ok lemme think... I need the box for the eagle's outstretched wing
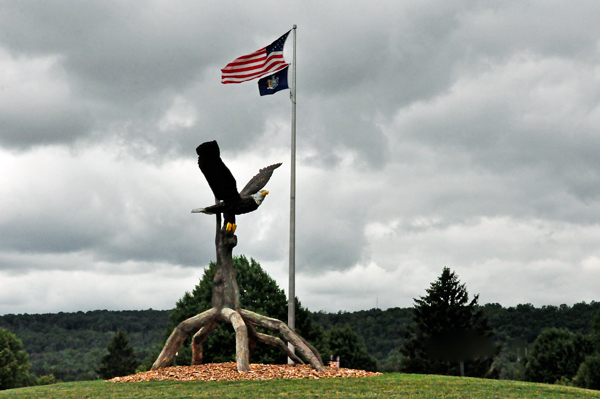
[240,163,282,196]
[196,141,241,203]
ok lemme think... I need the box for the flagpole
[287,24,297,363]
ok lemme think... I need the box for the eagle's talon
[226,222,237,232]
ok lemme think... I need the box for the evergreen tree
[0,328,33,390]
[97,331,139,379]
[325,326,378,371]
[400,267,497,377]
[524,328,594,384]
[165,255,325,365]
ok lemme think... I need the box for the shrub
[574,353,600,390]
[524,328,594,384]
[0,328,33,390]
[325,326,378,372]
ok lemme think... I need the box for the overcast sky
[2,1,600,316]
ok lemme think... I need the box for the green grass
[1,374,599,399]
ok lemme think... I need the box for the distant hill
[0,309,170,381]
[480,302,600,343]
[1,301,598,381]
[313,307,414,361]
[313,302,600,371]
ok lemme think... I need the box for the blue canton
[266,31,290,55]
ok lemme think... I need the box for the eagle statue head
[251,190,269,207]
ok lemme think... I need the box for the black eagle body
[193,141,281,231]
[201,196,261,216]
[196,141,241,203]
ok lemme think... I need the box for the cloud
[0,263,200,315]
[0,48,93,148]
[2,1,600,315]
[0,145,214,265]
[159,96,198,132]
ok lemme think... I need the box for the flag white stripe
[221,53,287,83]
[222,63,288,83]
[222,51,284,73]
[224,56,285,76]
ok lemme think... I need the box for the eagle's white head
[251,190,269,206]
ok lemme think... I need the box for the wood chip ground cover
[109,363,381,383]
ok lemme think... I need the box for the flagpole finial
[293,24,297,29]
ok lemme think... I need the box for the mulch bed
[108,363,382,383]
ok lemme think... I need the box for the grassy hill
[1,373,599,399]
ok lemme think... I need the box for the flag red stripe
[222,53,284,74]
[221,63,289,84]
[222,55,285,76]
[222,61,287,82]
[221,46,287,84]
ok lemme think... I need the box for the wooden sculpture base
[152,216,323,372]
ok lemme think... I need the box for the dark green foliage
[3,298,600,382]
[0,328,33,390]
[313,307,413,364]
[400,267,497,377]
[0,310,169,381]
[487,337,529,381]
[481,302,600,344]
[379,348,405,373]
[165,255,325,365]
[479,301,600,382]
[574,352,600,390]
[97,332,139,379]
[524,328,594,384]
[592,309,600,352]
[324,326,378,371]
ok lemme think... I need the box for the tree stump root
[153,307,325,372]
[153,206,326,373]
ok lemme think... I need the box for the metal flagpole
[287,24,297,363]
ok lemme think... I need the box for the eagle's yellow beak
[262,191,269,196]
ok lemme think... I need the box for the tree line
[0,309,168,382]
[1,256,599,390]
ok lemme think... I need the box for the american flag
[221,30,290,84]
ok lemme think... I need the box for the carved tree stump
[153,213,324,372]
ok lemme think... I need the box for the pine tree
[97,331,139,379]
[400,267,497,377]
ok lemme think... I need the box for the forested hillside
[315,302,600,364]
[1,301,599,381]
[481,302,600,343]
[0,309,169,381]
[313,307,413,362]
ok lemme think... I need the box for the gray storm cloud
[1,1,600,314]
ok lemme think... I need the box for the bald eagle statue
[192,140,281,232]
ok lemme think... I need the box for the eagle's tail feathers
[191,207,214,214]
